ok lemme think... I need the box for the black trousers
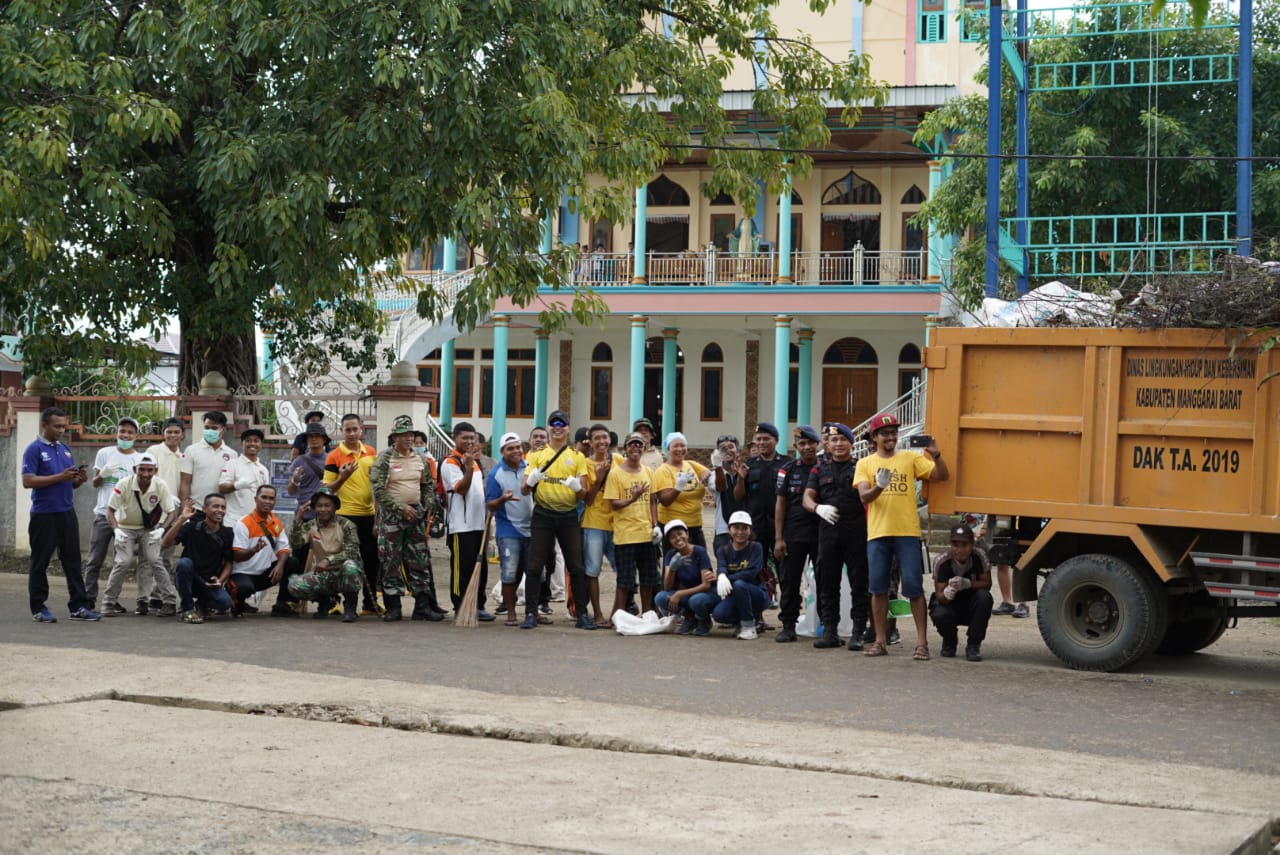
[342,514,380,606]
[816,522,869,634]
[229,556,302,608]
[930,589,994,644]
[28,511,91,614]
[529,507,586,618]
[448,529,486,611]
[777,539,817,627]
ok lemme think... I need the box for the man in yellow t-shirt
[522,410,593,629]
[653,432,711,548]
[323,413,380,614]
[580,423,624,627]
[604,432,660,618]
[854,413,950,660]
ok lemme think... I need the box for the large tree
[915,0,1279,304]
[0,0,878,390]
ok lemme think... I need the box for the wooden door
[821,367,877,428]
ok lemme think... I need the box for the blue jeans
[868,536,925,598]
[582,527,614,579]
[713,579,769,625]
[175,557,233,613]
[496,536,531,585]
[655,589,692,617]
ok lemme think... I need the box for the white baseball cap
[135,453,157,467]
[728,511,753,527]
[499,432,523,450]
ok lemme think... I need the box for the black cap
[304,423,329,439]
[755,422,779,440]
[950,524,975,543]
[794,425,819,442]
[548,410,570,427]
[240,428,264,442]
[574,426,589,443]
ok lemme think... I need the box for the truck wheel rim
[1062,583,1121,648]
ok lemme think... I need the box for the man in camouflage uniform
[287,487,362,622]
[371,415,441,622]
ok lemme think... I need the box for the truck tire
[1156,592,1229,656]
[1037,553,1168,672]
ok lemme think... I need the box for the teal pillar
[442,236,457,273]
[540,211,554,255]
[797,328,814,427]
[777,178,793,283]
[440,339,456,428]
[491,315,510,440]
[533,329,549,427]
[927,160,942,281]
[629,315,647,425]
[661,328,678,441]
[772,315,791,454]
[632,187,647,283]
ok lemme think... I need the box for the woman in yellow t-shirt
[653,432,711,548]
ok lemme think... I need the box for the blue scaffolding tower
[982,0,1254,296]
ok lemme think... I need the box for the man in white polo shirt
[84,416,143,613]
[180,411,238,507]
[219,428,271,521]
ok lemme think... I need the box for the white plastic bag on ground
[612,609,677,636]
[794,564,854,638]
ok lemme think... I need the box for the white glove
[815,504,840,525]
[563,475,582,493]
[709,449,724,468]
[525,467,543,486]
[675,470,693,490]
[875,468,892,489]
[716,575,733,598]
[941,586,956,602]
[949,576,973,591]
[652,525,663,545]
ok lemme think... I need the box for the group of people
[22,403,1016,660]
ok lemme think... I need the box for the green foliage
[914,0,1278,307]
[0,0,881,386]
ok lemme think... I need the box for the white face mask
[116,438,134,450]
[413,446,427,455]
[203,429,221,444]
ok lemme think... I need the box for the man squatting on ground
[929,523,994,661]
[286,488,363,622]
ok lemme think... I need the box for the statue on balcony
[728,216,760,256]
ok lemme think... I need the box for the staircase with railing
[850,378,927,460]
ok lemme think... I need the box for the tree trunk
[179,328,258,396]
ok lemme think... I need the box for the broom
[454,512,493,627]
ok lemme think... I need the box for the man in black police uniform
[772,425,820,642]
[742,422,790,602]
[929,523,994,661]
[802,422,869,649]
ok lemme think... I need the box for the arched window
[646,175,690,206]
[901,185,926,204]
[709,191,735,206]
[822,171,881,206]
[823,337,879,365]
[591,342,612,419]
[701,342,723,421]
[898,344,921,363]
[789,188,804,205]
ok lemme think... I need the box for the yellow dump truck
[924,327,1280,671]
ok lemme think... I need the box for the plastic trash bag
[612,609,677,636]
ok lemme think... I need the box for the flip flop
[503,618,520,627]
[864,642,888,657]
[913,645,931,661]
[537,614,554,625]
[595,618,614,629]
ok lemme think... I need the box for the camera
[907,434,933,448]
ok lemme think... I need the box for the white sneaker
[736,622,757,640]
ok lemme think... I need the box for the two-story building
[399,2,985,452]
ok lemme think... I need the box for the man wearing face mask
[83,417,143,613]
[180,411,238,509]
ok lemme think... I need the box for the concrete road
[2,572,1278,776]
